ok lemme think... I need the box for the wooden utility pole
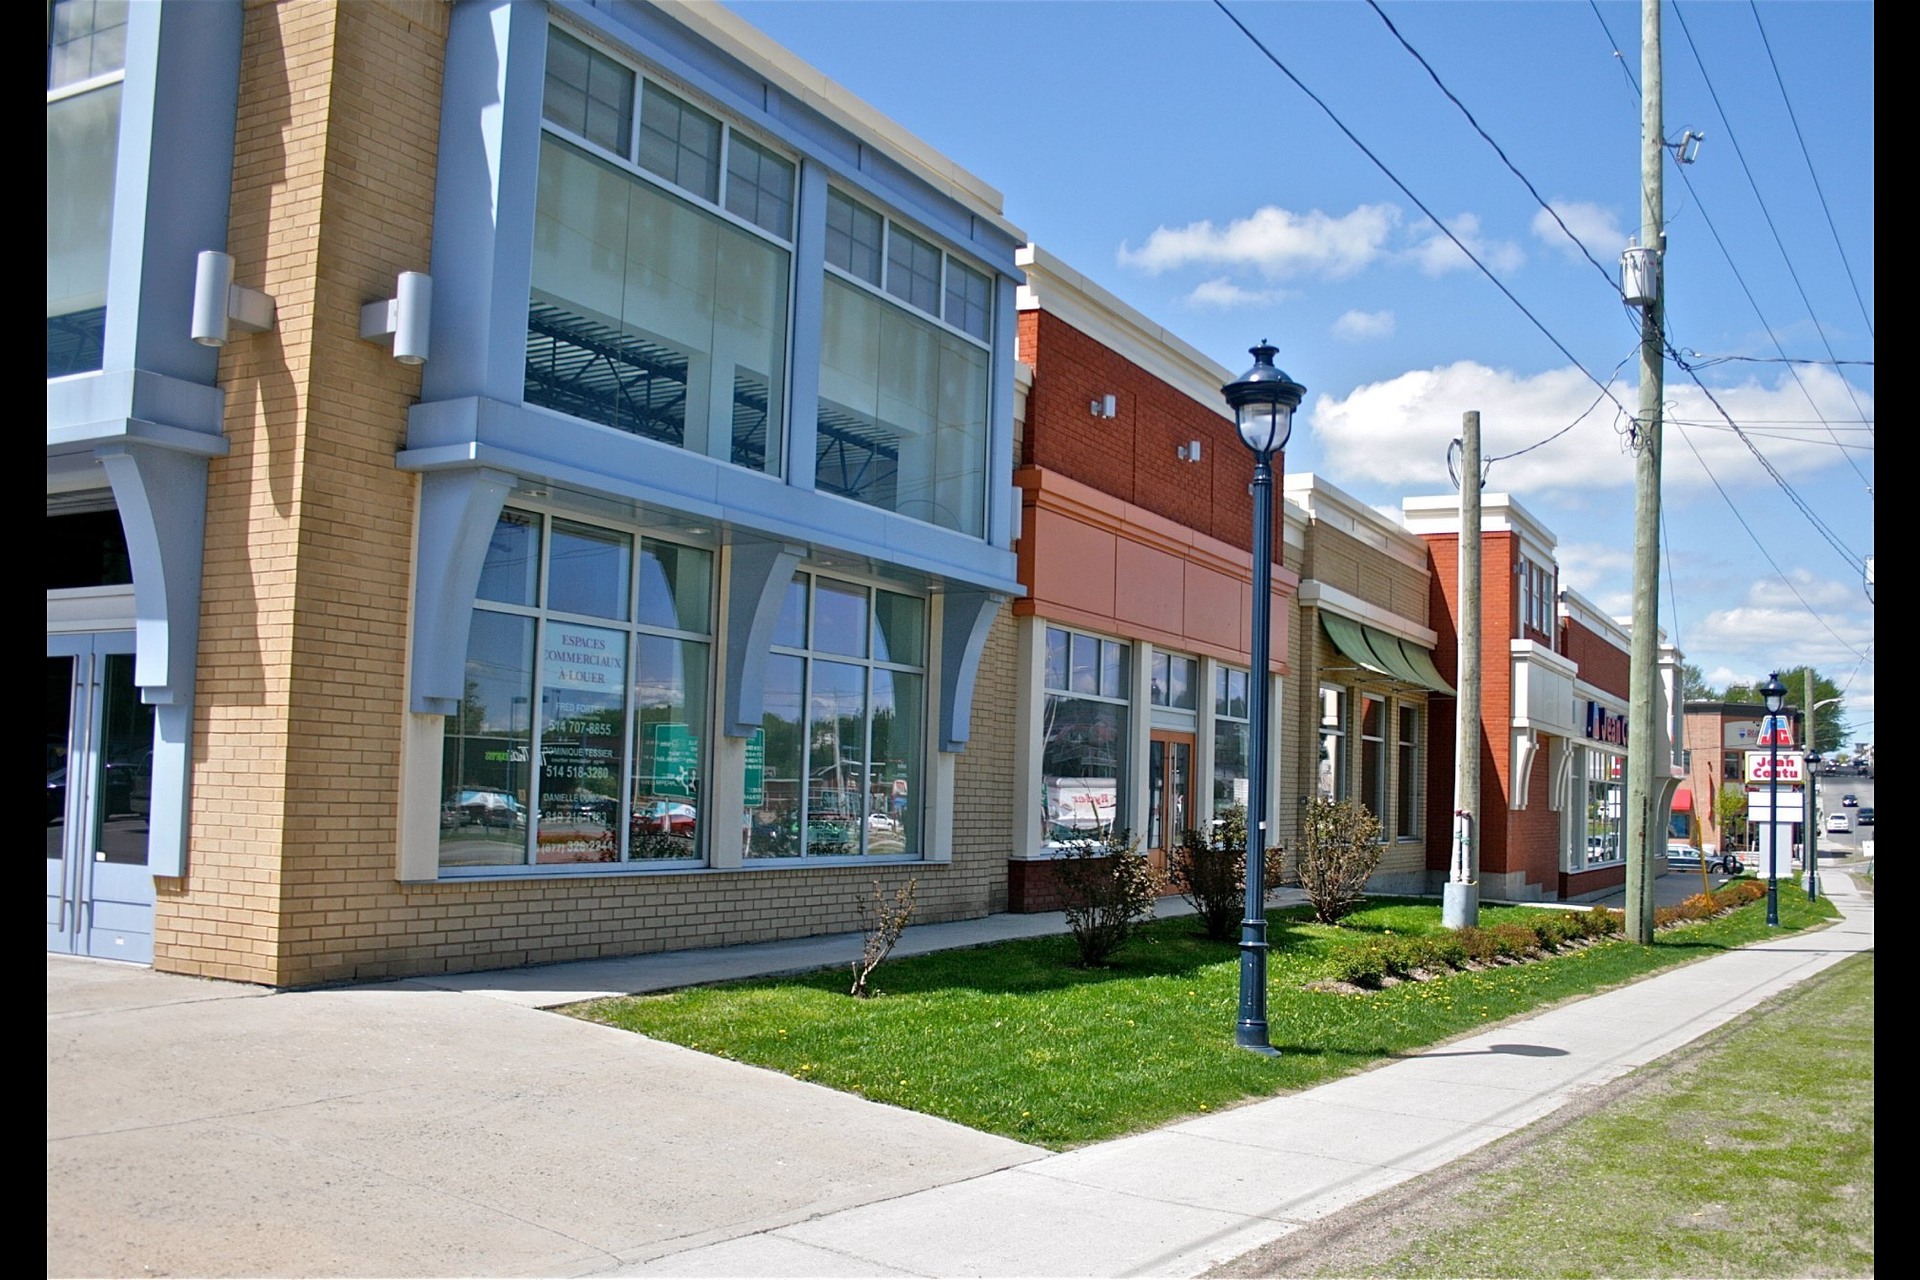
[1623,0,1665,944]
[1444,411,1481,929]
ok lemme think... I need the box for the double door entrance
[48,632,155,962]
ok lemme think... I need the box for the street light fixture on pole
[1761,671,1786,927]
[1221,341,1303,1057]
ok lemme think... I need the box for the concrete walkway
[47,869,1872,1279]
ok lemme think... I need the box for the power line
[1669,4,1874,440]
[1210,0,1637,426]
[1665,418,1869,663]
[1748,1,1874,343]
[1364,0,1624,300]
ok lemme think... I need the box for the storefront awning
[1671,787,1694,812]
[1322,613,1455,696]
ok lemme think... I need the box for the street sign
[1744,750,1806,784]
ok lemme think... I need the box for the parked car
[1841,794,1858,807]
[1825,811,1852,834]
[1856,806,1874,826]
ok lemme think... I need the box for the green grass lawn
[1247,949,1875,1279]
[565,890,1837,1150]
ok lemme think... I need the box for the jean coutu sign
[1744,750,1807,784]
[1584,701,1628,745]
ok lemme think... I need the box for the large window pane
[441,612,536,867]
[871,591,925,666]
[528,137,788,475]
[535,623,627,864]
[47,80,120,376]
[1396,706,1421,839]
[629,635,706,861]
[747,654,805,857]
[1042,695,1127,845]
[870,669,920,854]
[885,224,940,315]
[817,276,986,536]
[806,661,865,856]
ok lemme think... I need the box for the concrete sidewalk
[48,869,1872,1279]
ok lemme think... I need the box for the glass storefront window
[440,509,712,872]
[1396,706,1422,840]
[1318,685,1348,800]
[1213,666,1249,820]
[1360,694,1386,830]
[1042,626,1130,845]
[1582,748,1626,867]
[746,574,925,860]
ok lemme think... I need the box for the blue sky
[724,0,1875,746]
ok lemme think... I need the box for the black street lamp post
[1221,342,1304,1056]
[1762,672,1786,928]
[1805,750,1821,902]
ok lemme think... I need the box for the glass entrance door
[47,632,155,962]
[1147,731,1194,880]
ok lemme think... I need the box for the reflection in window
[1318,685,1348,800]
[747,574,924,859]
[1150,652,1197,710]
[1396,706,1422,839]
[441,509,712,872]
[1360,695,1386,832]
[529,137,789,471]
[1042,626,1130,845]
[1213,665,1249,820]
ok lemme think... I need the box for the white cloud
[1118,204,1400,279]
[1531,201,1627,261]
[1307,360,1875,500]
[1404,213,1525,277]
[1332,309,1395,341]
[1310,361,1630,493]
[1183,277,1292,309]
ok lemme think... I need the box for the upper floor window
[48,0,126,378]
[818,187,993,537]
[529,26,794,475]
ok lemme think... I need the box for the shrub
[1455,925,1503,965]
[1530,912,1578,949]
[849,878,917,998]
[1334,940,1395,987]
[1290,796,1385,924]
[1167,806,1285,942]
[1487,921,1541,960]
[1054,827,1163,967]
[1576,906,1623,939]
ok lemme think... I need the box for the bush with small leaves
[1054,827,1163,967]
[1167,806,1285,942]
[1290,796,1385,924]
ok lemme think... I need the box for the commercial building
[1003,246,1293,908]
[1403,494,1686,902]
[48,0,1028,984]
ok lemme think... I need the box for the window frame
[440,506,718,876]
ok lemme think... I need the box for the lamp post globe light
[1221,342,1304,1056]
[1761,671,1787,928]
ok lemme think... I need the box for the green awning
[1322,613,1454,696]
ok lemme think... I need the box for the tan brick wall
[1298,522,1429,623]
[154,1,1024,986]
